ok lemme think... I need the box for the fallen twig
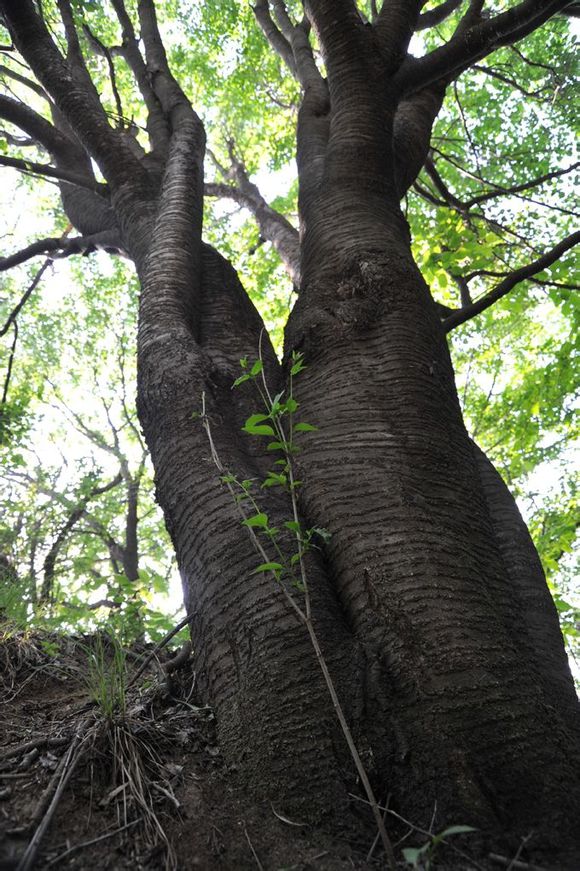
[243,823,264,871]
[0,735,69,763]
[44,818,140,868]
[16,715,95,871]
[489,854,547,871]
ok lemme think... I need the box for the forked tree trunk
[131,167,580,867]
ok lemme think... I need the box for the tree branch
[444,231,580,331]
[137,0,197,130]
[0,63,48,99]
[41,471,123,602]
[0,320,17,414]
[1,0,146,188]
[416,0,464,30]
[109,0,170,155]
[472,63,551,99]
[424,155,579,214]
[0,260,52,338]
[397,0,571,95]
[375,1,423,66]
[252,0,297,75]
[205,164,300,284]
[0,93,78,159]
[0,153,104,190]
[81,24,124,126]
[393,83,446,196]
[0,230,124,272]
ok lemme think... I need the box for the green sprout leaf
[284,520,301,532]
[243,422,276,436]
[254,562,283,574]
[243,513,269,529]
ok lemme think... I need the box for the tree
[0,0,578,865]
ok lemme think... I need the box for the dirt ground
[0,627,390,871]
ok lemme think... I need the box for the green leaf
[266,440,286,451]
[262,472,287,487]
[285,397,298,413]
[250,359,263,376]
[242,513,269,528]
[284,520,301,532]
[290,352,306,375]
[439,825,477,838]
[254,562,283,574]
[294,422,318,432]
[243,422,276,436]
[233,373,251,388]
[244,413,270,427]
[402,845,429,867]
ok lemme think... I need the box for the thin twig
[16,716,95,871]
[243,823,264,871]
[126,612,195,688]
[44,818,140,868]
[490,854,547,871]
[0,736,69,764]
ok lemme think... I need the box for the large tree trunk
[127,55,579,871]
[285,238,580,856]
[129,144,580,860]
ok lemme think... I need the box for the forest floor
[0,625,391,871]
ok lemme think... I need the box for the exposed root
[16,714,96,871]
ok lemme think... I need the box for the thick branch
[416,0,464,30]
[1,0,146,188]
[0,231,124,272]
[0,153,103,190]
[304,0,366,77]
[375,1,422,66]
[397,0,571,94]
[205,153,300,283]
[137,0,195,130]
[0,93,78,159]
[252,0,297,75]
[393,83,446,196]
[110,0,169,154]
[444,231,580,331]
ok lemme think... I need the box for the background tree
[0,0,578,866]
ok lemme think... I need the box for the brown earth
[0,627,393,871]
